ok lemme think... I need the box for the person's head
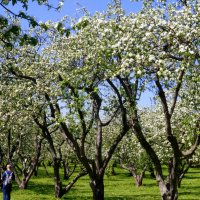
[6,164,12,171]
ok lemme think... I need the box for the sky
[0,0,142,22]
[0,0,153,107]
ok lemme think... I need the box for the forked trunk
[19,179,28,189]
[120,165,146,188]
[130,168,146,187]
[177,160,190,188]
[90,177,104,200]
[134,175,143,187]
[158,172,178,200]
[160,189,178,200]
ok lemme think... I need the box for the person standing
[1,164,15,200]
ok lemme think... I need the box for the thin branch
[102,125,129,173]
[62,169,88,195]
[169,70,185,116]
[0,3,19,17]
[167,54,184,61]
[101,105,120,126]
[117,75,133,104]
[107,79,123,110]
[155,77,182,157]
[182,128,200,157]
[9,68,37,84]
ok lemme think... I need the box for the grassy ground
[0,166,200,200]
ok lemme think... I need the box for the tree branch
[169,70,185,116]
[101,105,120,126]
[182,123,200,157]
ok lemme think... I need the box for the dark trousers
[2,188,11,200]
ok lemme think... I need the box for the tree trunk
[34,165,39,177]
[111,163,116,175]
[55,179,62,198]
[158,160,178,200]
[149,164,156,179]
[42,162,50,176]
[63,160,76,180]
[134,175,143,187]
[63,161,69,180]
[54,160,62,198]
[90,177,104,200]
[160,187,178,200]
[130,167,146,187]
[19,178,28,189]
[177,160,190,188]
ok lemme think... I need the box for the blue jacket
[1,170,14,190]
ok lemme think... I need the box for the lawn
[0,166,200,200]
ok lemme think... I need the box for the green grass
[1,166,200,200]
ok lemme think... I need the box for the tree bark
[42,162,50,176]
[160,187,178,200]
[177,159,190,188]
[19,178,28,189]
[90,176,104,200]
[62,170,87,194]
[158,158,178,200]
[63,161,69,180]
[111,163,116,175]
[135,176,143,187]
[53,159,62,198]
[131,168,146,187]
[121,164,146,187]
[63,160,76,180]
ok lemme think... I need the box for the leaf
[12,0,17,6]
[0,15,8,27]
[9,25,21,35]
[57,22,63,32]
[19,34,38,46]
[40,23,49,31]
[1,0,9,5]
[29,17,39,28]
[29,37,38,46]
[64,29,70,37]
[4,42,13,50]
[18,11,28,19]
[21,2,28,10]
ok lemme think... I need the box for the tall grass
[0,166,200,199]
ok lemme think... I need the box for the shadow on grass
[12,181,54,196]
[181,185,200,189]
[105,195,160,200]
[179,190,200,199]
[183,176,200,180]
[62,194,160,200]
[28,180,92,199]
[187,171,200,174]
[61,187,92,199]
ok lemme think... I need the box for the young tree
[117,132,150,187]
[33,113,87,198]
